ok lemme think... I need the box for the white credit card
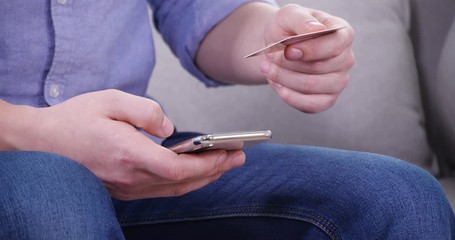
[244,26,346,58]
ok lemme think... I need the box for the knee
[0,151,121,239]
[365,154,445,203]
[0,151,105,193]
[342,153,453,224]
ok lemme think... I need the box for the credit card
[244,26,346,58]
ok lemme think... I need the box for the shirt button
[57,0,67,5]
[49,84,60,98]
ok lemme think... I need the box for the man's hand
[260,5,355,113]
[2,90,245,200]
[197,3,355,113]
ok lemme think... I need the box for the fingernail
[306,21,325,28]
[271,81,282,89]
[231,152,245,167]
[260,60,270,74]
[161,116,174,137]
[288,48,303,60]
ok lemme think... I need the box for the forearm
[196,2,277,85]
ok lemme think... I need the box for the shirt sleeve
[149,0,278,87]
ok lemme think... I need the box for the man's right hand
[0,90,245,200]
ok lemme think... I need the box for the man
[0,0,453,239]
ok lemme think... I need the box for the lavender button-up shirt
[0,0,275,107]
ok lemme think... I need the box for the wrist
[196,2,277,84]
[0,100,40,150]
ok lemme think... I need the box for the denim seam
[118,205,341,240]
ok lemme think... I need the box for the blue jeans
[1,133,454,239]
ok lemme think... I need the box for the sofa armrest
[431,19,455,177]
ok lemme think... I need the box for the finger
[134,149,245,185]
[266,64,349,95]
[284,27,354,62]
[102,90,174,138]
[268,48,355,75]
[269,83,339,113]
[207,150,245,174]
[107,148,245,200]
[137,147,238,182]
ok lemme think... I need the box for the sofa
[147,0,455,211]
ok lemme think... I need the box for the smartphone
[168,130,272,154]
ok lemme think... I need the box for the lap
[0,145,452,239]
[115,143,453,239]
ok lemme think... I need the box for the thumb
[104,90,175,138]
[274,4,327,37]
[270,5,327,61]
